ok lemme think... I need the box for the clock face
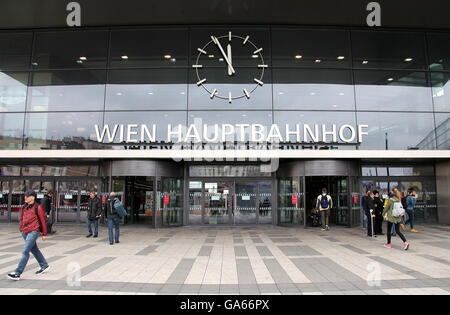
[193,32,267,103]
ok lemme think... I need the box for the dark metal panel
[1,0,450,30]
[436,161,450,224]
[106,159,183,177]
[278,160,359,177]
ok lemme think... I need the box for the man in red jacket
[7,190,49,281]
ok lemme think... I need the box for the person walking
[7,190,49,281]
[405,189,419,233]
[316,188,333,231]
[41,190,56,235]
[86,191,102,238]
[373,190,384,235]
[104,192,121,245]
[365,191,376,237]
[383,188,410,250]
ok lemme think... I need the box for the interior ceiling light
[164,55,172,59]
[295,55,303,59]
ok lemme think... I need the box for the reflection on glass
[434,114,450,150]
[278,177,304,225]
[357,112,436,150]
[27,71,106,112]
[106,69,187,110]
[431,72,450,112]
[11,180,25,222]
[351,31,426,70]
[234,182,257,224]
[354,70,432,111]
[189,181,202,225]
[0,72,28,112]
[259,181,272,224]
[204,182,231,225]
[272,29,350,68]
[32,31,108,69]
[273,69,354,110]
[24,112,103,150]
[56,181,78,223]
[428,33,450,71]
[0,113,24,149]
[0,181,9,221]
[0,32,32,70]
[158,178,183,226]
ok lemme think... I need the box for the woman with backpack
[383,188,409,250]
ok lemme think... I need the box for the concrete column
[436,161,450,225]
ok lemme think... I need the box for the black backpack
[401,196,408,210]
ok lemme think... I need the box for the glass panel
[354,70,432,112]
[435,114,450,150]
[102,111,186,146]
[188,111,272,142]
[273,111,358,150]
[158,177,183,226]
[0,32,32,70]
[422,178,438,223]
[361,167,388,177]
[125,177,154,225]
[56,181,78,223]
[23,111,104,150]
[79,180,101,224]
[388,167,434,177]
[273,69,354,111]
[0,181,9,222]
[204,182,231,225]
[189,181,202,225]
[188,68,272,110]
[189,165,272,177]
[351,31,426,70]
[106,69,187,110]
[0,165,20,176]
[272,29,350,68]
[334,177,348,226]
[110,29,188,68]
[0,113,24,149]
[11,180,25,222]
[431,72,450,112]
[258,181,272,224]
[32,31,109,69]
[0,72,28,112]
[278,177,304,225]
[27,70,106,112]
[356,112,436,150]
[234,182,257,224]
[427,33,450,71]
[350,177,361,226]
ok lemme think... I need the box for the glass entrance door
[258,181,273,224]
[11,180,25,222]
[56,181,79,223]
[234,182,257,224]
[0,181,9,222]
[204,181,232,225]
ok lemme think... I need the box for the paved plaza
[1,223,450,295]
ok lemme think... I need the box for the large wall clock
[193,31,267,103]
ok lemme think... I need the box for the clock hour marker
[197,48,207,55]
[192,65,203,68]
[243,36,250,45]
[197,78,206,86]
[228,92,232,103]
[258,64,268,68]
[210,89,218,99]
[254,78,264,86]
[243,89,250,99]
[229,31,232,41]
[253,48,263,54]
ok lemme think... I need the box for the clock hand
[211,36,235,74]
[227,43,233,76]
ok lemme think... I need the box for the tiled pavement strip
[0,224,450,295]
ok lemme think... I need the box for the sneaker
[404,242,410,251]
[321,228,326,231]
[325,225,330,231]
[110,243,114,245]
[93,235,98,238]
[7,273,20,281]
[115,241,120,244]
[86,234,93,238]
[410,229,419,233]
[392,234,397,237]
[36,266,50,275]
[384,244,392,249]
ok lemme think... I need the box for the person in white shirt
[316,188,333,231]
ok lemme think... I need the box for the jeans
[361,209,367,228]
[405,209,415,229]
[15,231,48,276]
[108,218,120,244]
[87,218,99,236]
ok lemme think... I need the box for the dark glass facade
[0,26,448,150]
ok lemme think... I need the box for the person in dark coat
[41,190,56,234]
[86,191,102,238]
[373,190,384,235]
[365,191,376,237]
